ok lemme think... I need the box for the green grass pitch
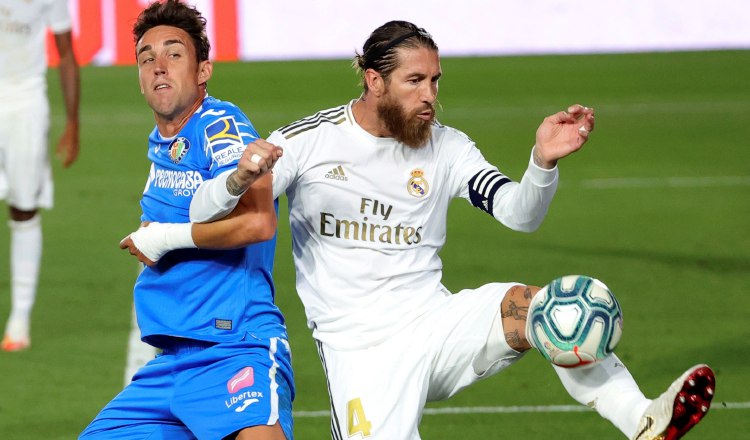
[0,50,748,438]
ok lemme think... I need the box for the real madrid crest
[407,169,429,197]
[169,137,190,163]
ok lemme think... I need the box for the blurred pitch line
[295,401,750,417]
[579,175,750,189]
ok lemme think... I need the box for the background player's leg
[124,263,159,386]
[2,94,51,352]
[79,355,192,439]
[124,302,159,386]
[2,209,41,351]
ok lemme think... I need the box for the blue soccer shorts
[80,334,294,439]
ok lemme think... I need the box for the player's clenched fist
[241,139,283,175]
[227,139,283,196]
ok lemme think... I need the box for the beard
[377,94,433,148]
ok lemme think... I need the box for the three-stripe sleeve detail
[468,169,511,215]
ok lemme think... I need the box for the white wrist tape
[129,222,196,263]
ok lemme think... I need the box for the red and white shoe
[1,334,30,352]
[631,364,715,440]
[2,319,30,352]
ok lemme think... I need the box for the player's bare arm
[226,139,283,196]
[197,173,276,247]
[120,174,275,266]
[533,104,595,169]
[53,31,80,168]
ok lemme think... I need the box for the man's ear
[198,60,213,85]
[364,68,384,98]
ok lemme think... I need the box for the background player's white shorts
[318,282,526,440]
[0,91,54,210]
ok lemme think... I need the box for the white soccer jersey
[0,0,72,99]
[269,100,559,350]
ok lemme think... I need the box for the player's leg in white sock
[4,214,42,344]
[482,283,650,438]
[553,353,650,439]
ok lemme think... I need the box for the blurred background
[1,0,749,438]
[51,0,750,66]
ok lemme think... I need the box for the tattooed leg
[501,285,539,352]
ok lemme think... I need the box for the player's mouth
[416,108,433,121]
[154,83,171,92]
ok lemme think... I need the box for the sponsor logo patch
[205,117,244,166]
[224,390,264,411]
[227,367,254,394]
[325,165,348,181]
[215,319,232,330]
[407,168,429,197]
[234,398,259,412]
[169,137,190,163]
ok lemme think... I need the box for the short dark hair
[133,0,210,62]
[354,21,438,90]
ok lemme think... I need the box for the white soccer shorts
[318,282,526,440]
[0,91,54,211]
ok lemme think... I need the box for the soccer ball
[527,275,623,368]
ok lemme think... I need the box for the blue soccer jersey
[135,95,286,346]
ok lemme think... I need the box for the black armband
[468,169,511,215]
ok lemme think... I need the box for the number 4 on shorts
[347,397,372,437]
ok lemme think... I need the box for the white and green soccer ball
[527,275,623,368]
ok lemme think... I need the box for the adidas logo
[325,165,348,181]
[633,416,654,440]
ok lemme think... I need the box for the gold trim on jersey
[278,106,347,139]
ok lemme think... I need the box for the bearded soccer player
[80,1,292,439]
[0,0,80,352]
[121,20,715,440]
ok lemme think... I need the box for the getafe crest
[169,137,190,163]
[407,169,429,197]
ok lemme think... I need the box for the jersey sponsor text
[147,168,205,192]
[224,390,264,410]
[319,198,422,245]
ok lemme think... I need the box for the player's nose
[421,83,437,104]
[154,58,167,75]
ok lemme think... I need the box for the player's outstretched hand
[533,104,594,169]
